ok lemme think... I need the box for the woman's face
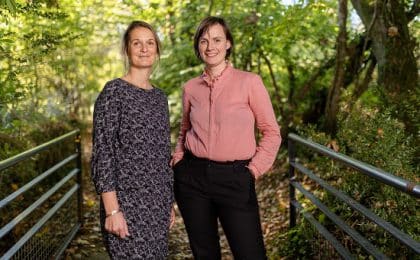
[127,27,157,69]
[198,23,231,68]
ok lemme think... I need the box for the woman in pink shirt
[172,16,281,259]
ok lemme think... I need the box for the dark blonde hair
[122,21,161,68]
[193,16,234,61]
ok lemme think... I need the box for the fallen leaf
[11,183,18,191]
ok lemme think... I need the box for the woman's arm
[102,191,130,238]
[171,87,191,166]
[91,84,129,238]
[91,84,120,194]
[248,75,282,179]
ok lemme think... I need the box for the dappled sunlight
[1,0,418,258]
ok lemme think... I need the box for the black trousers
[174,152,266,260]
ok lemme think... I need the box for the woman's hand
[105,211,130,239]
[170,207,176,229]
[247,166,259,181]
[170,157,182,168]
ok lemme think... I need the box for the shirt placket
[208,80,215,158]
[203,73,225,160]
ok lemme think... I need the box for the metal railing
[0,130,83,260]
[288,133,420,259]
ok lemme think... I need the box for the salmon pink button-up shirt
[173,64,281,179]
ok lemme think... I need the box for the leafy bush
[336,108,419,256]
[277,219,316,259]
[279,108,419,258]
[0,118,77,256]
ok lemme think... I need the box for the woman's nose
[140,43,147,52]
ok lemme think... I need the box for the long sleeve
[247,75,281,178]
[164,97,173,161]
[91,84,120,194]
[173,66,281,174]
[172,87,191,162]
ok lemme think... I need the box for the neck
[124,67,153,89]
[206,60,228,79]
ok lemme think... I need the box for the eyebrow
[200,36,225,40]
[130,38,155,42]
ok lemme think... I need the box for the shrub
[279,107,418,258]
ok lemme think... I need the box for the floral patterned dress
[91,78,174,259]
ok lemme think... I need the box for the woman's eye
[200,40,207,45]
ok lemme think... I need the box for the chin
[135,60,154,66]
[204,60,224,67]
[132,63,154,69]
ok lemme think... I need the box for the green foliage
[338,108,417,178]
[0,0,418,258]
[0,119,76,256]
[287,106,419,257]
[277,220,317,259]
[0,0,343,137]
[0,0,16,13]
[336,107,419,255]
[0,118,74,198]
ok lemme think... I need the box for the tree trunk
[259,51,282,116]
[351,0,419,134]
[286,60,296,107]
[166,0,176,45]
[351,56,377,102]
[207,0,214,16]
[325,0,348,135]
[242,0,261,71]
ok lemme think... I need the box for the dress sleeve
[163,93,173,162]
[91,84,120,194]
[248,75,282,178]
[172,86,191,162]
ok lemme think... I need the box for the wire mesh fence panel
[10,193,78,260]
[308,224,342,259]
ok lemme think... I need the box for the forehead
[201,24,226,38]
[129,26,155,40]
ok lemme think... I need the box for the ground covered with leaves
[63,131,289,259]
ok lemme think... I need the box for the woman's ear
[226,40,231,50]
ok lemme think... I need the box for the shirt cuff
[171,152,184,165]
[248,164,263,180]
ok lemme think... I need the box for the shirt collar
[201,62,232,86]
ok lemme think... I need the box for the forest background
[0,0,418,258]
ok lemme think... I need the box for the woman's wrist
[106,209,122,218]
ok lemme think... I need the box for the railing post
[288,137,296,228]
[75,132,83,226]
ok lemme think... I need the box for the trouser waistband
[184,150,250,167]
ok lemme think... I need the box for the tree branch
[260,51,283,116]
[325,0,348,135]
[166,0,176,45]
[406,0,419,21]
[286,61,296,106]
[295,57,335,101]
[341,56,377,121]
[207,0,213,16]
[351,56,377,101]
